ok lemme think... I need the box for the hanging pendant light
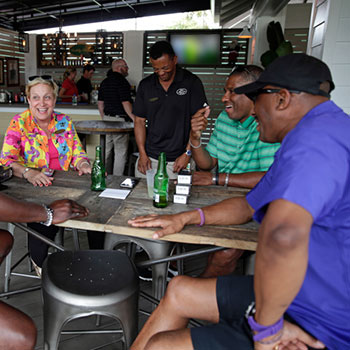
[18,31,29,52]
[18,10,29,53]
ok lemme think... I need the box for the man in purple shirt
[129,54,349,350]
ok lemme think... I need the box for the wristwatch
[40,205,54,227]
[185,150,192,156]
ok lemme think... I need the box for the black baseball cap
[235,53,335,99]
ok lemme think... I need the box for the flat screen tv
[169,32,221,66]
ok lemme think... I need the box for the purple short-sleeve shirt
[246,101,350,349]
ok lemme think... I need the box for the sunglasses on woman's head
[28,75,53,82]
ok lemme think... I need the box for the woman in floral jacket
[0,76,94,275]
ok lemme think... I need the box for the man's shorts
[191,275,255,350]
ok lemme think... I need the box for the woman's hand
[25,169,53,187]
[77,160,91,176]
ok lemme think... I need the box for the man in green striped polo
[190,65,280,189]
[189,65,280,277]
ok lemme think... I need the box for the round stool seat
[42,250,139,350]
[44,250,138,306]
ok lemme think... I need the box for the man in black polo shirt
[98,59,135,175]
[76,64,95,103]
[133,41,207,179]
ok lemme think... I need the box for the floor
[0,223,208,350]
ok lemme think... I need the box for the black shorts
[191,275,255,350]
[190,275,327,350]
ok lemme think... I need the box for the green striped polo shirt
[205,111,280,173]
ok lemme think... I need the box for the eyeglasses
[28,75,53,82]
[247,88,301,102]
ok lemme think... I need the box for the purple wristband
[248,315,283,342]
[195,208,205,227]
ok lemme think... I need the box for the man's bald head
[112,59,129,77]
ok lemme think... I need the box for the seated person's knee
[0,229,14,261]
[0,303,37,350]
[164,275,190,305]
[17,316,37,350]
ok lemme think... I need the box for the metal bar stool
[3,224,80,295]
[104,233,174,300]
[42,250,139,350]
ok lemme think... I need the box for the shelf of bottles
[36,32,123,68]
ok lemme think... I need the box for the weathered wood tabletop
[2,171,258,251]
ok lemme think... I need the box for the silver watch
[40,205,54,226]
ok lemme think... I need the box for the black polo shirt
[133,66,207,161]
[77,76,93,95]
[98,70,132,119]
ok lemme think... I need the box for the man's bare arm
[122,101,136,122]
[221,172,266,189]
[190,106,216,170]
[97,101,104,119]
[0,193,88,224]
[192,171,265,188]
[129,196,254,238]
[134,116,151,173]
[254,199,312,326]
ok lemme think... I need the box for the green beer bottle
[153,152,169,208]
[91,145,106,191]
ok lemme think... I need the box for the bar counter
[0,103,101,159]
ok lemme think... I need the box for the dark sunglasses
[247,88,301,102]
[28,75,53,82]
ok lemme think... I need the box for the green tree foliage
[168,11,210,29]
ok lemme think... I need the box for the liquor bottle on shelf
[153,152,169,208]
[90,85,99,105]
[72,94,78,106]
[91,146,106,191]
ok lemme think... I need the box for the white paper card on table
[99,188,131,200]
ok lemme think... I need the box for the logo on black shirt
[176,88,188,96]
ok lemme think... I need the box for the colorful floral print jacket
[0,109,88,170]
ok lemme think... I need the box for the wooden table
[74,120,134,161]
[2,171,258,251]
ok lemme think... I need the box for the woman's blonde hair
[63,67,77,80]
[25,77,59,99]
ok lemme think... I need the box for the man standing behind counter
[77,64,95,103]
[98,59,135,175]
[133,41,207,179]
